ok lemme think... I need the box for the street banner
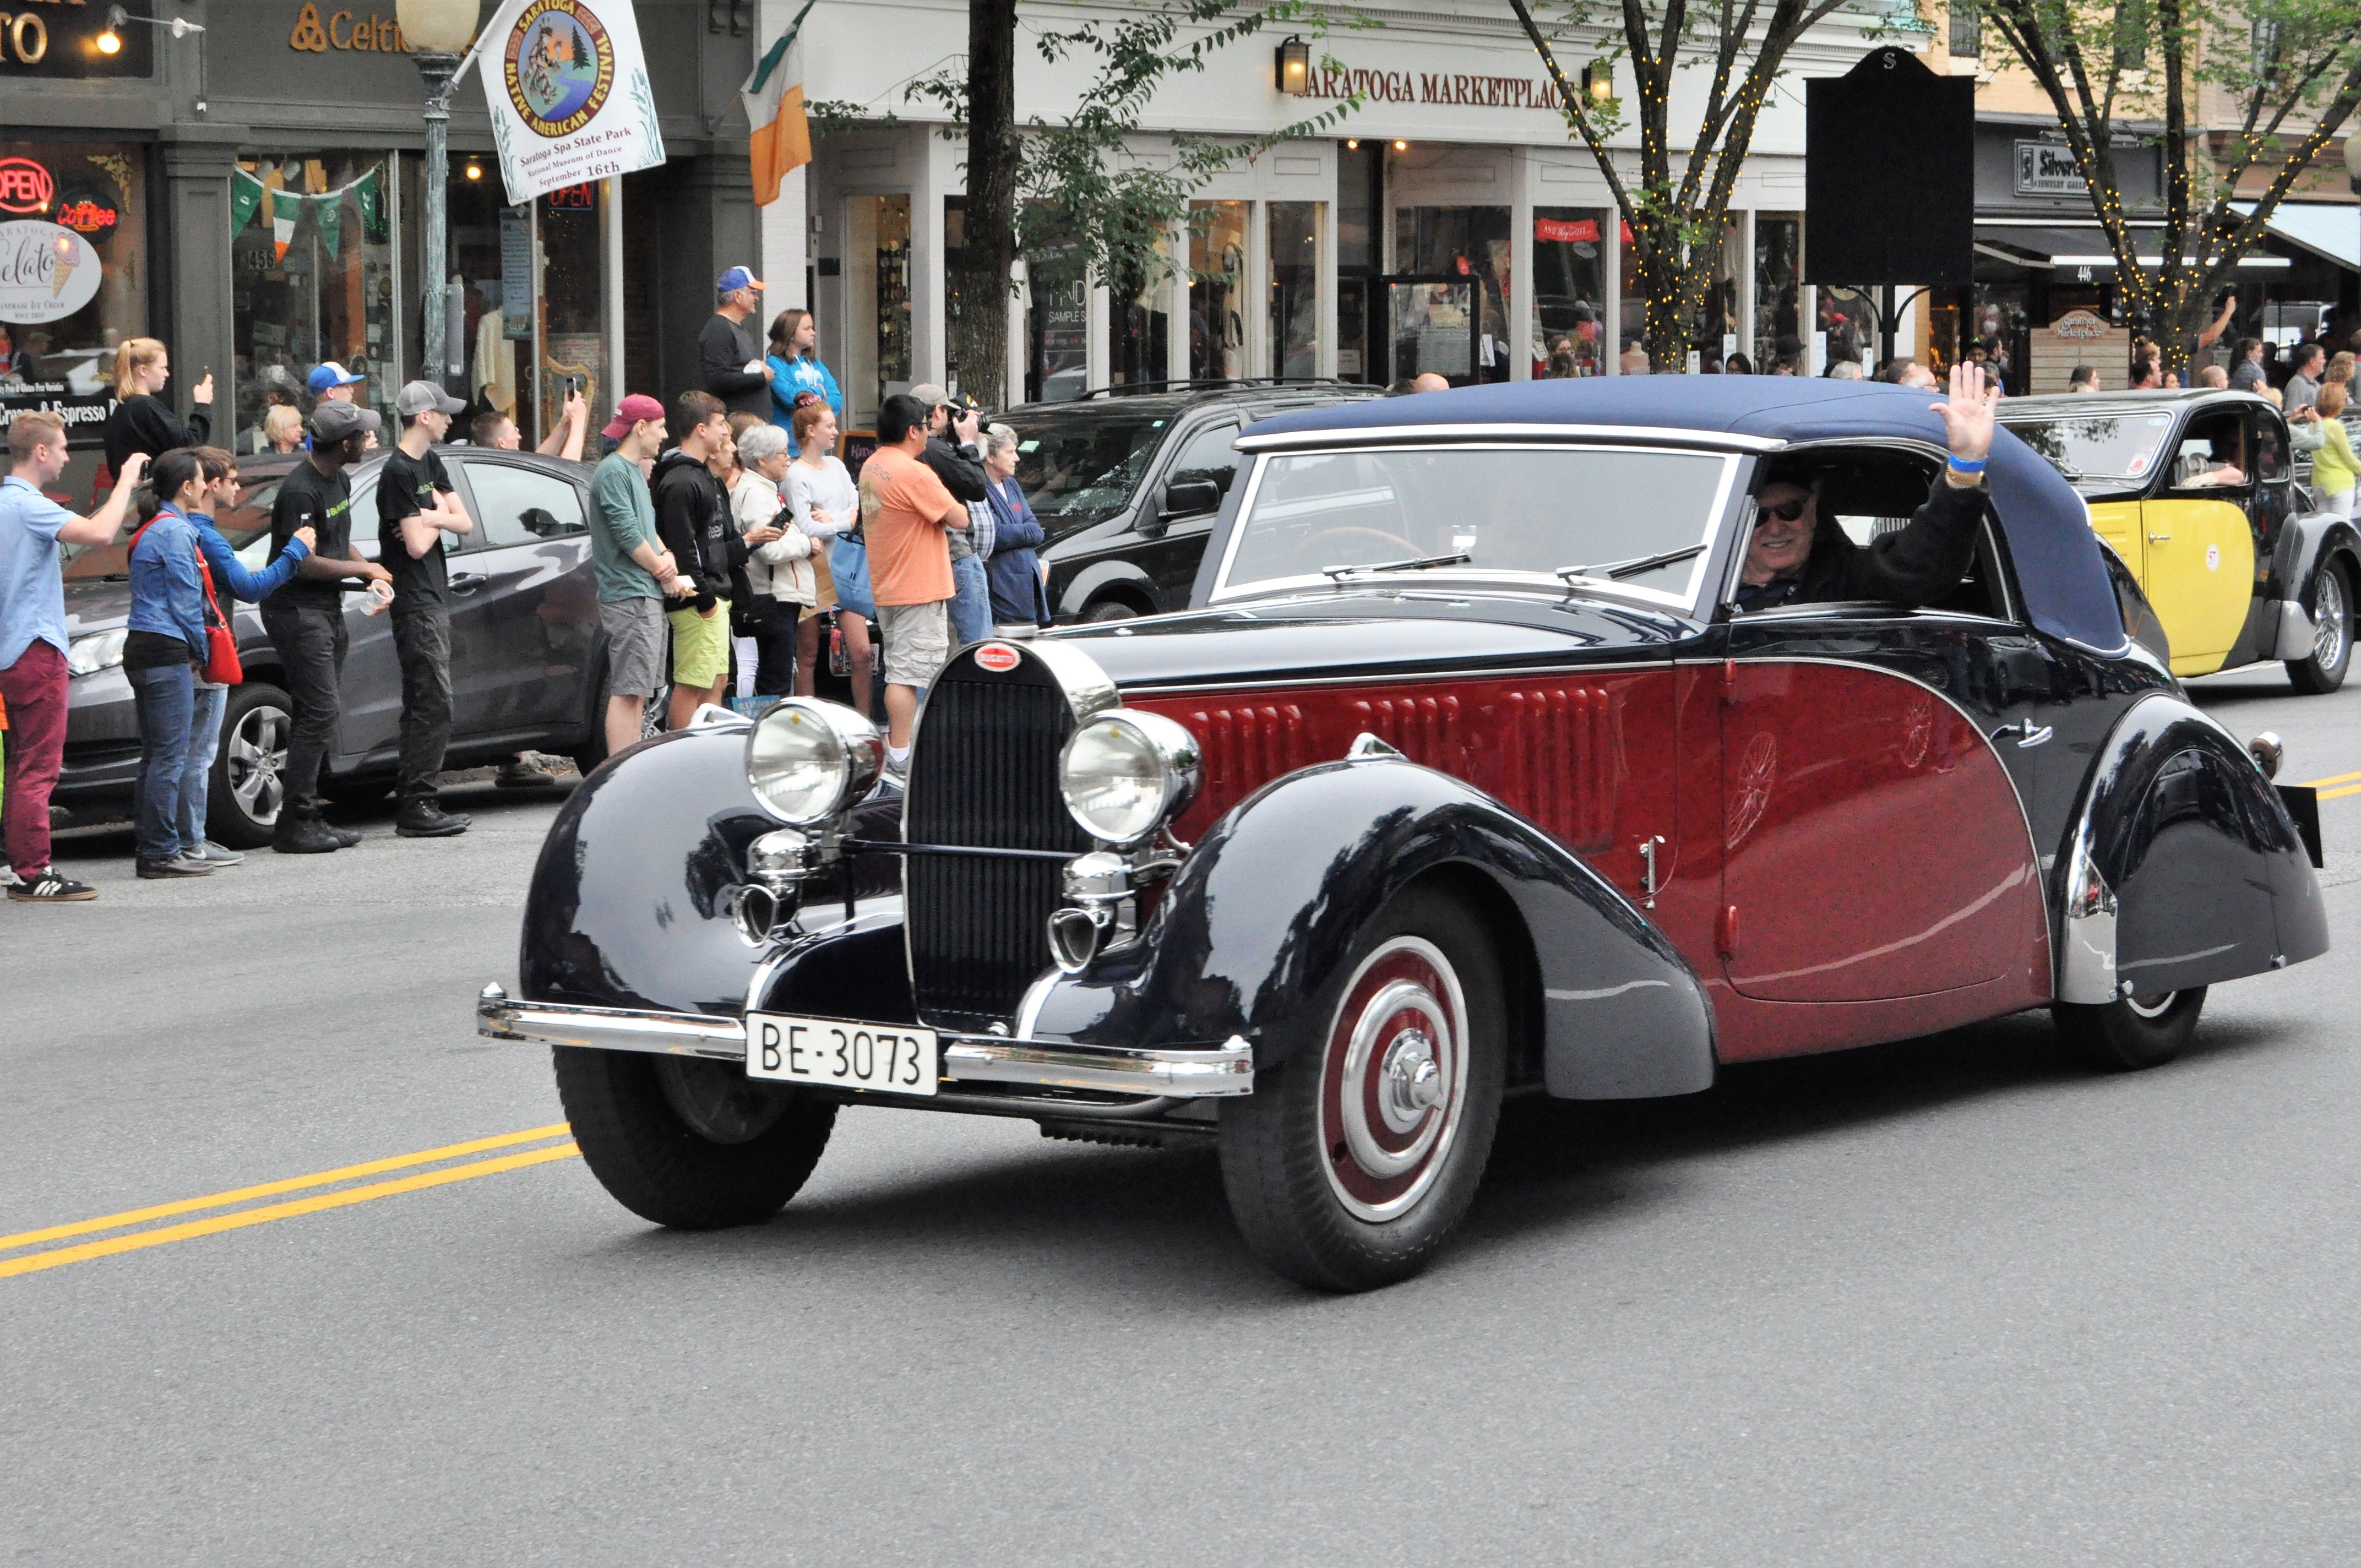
[743,0,817,206]
[467,0,666,206]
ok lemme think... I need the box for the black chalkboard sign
[1805,48,1975,287]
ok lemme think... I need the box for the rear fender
[2054,693,2327,1003]
[1024,758,1717,1099]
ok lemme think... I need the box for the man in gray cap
[262,398,393,854]
[379,380,476,838]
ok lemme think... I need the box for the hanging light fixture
[1274,35,1310,95]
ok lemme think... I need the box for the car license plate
[743,1012,939,1097]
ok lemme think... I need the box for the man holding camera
[907,383,995,647]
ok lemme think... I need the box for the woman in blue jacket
[980,424,1053,629]
[126,447,311,875]
[765,309,844,456]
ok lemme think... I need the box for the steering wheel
[1286,526,1421,578]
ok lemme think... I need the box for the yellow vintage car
[2000,389,2356,692]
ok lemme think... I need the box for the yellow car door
[2137,494,2254,675]
[2087,500,2143,579]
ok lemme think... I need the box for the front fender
[1025,759,1716,1099]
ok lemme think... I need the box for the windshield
[2003,411,2176,482]
[1003,412,1168,536]
[1215,444,1737,606]
[61,477,285,580]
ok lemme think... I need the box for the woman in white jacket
[729,420,813,699]
[785,399,873,717]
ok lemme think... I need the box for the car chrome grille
[903,651,1093,1031]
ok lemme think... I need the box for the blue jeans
[179,683,226,852]
[949,554,992,648]
[129,661,197,862]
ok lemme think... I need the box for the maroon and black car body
[481,378,2327,1291]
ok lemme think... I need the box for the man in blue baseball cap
[700,265,770,419]
[307,361,366,401]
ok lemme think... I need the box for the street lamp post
[398,0,482,392]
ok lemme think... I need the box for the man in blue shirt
[0,413,148,901]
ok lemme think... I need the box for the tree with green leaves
[1977,0,2361,370]
[1505,0,1864,371]
[899,2,1360,401]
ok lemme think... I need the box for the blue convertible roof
[1248,379,2128,654]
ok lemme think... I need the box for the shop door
[1385,278,1481,386]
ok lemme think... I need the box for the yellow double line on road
[2301,770,2361,802]
[0,1124,578,1280]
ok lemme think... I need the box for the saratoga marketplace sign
[1301,61,1571,110]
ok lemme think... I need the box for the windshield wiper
[1322,551,1471,580]
[1555,543,1706,584]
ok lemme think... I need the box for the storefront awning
[2231,202,2359,274]
[1973,220,2298,270]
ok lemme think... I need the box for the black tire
[208,682,291,849]
[2053,987,2206,1072]
[554,1046,837,1229]
[2286,559,2352,694]
[1218,884,1506,1292]
[1081,598,1140,623]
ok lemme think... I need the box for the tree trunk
[952,0,1020,405]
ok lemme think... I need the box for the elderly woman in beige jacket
[730,421,813,699]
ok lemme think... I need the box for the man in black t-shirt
[379,380,476,838]
[262,399,393,854]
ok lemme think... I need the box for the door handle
[1990,720,2053,748]
[449,571,487,594]
[2147,531,2172,542]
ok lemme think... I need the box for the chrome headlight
[66,628,127,677]
[1058,709,1200,846]
[746,699,883,825]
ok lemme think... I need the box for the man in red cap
[590,394,693,756]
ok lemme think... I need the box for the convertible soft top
[1247,378,2128,654]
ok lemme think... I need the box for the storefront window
[445,165,526,437]
[1112,227,1172,389]
[1532,208,1607,377]
[232,153,396,451]
[1190,200,1249,380]
[1967,286,2029,395]
[539,181,611,437]
[1692,217,1742,369]
[1392,205,1510,386]
[1,140,150,492]
[1336,141,1381,383]
[1268,201,1321,379]
[1753,214,1803,374]
[845,193,911,422]
[1026,236,1089,404]
[1816,284,1880,375]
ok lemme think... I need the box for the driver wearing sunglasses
[1733,361,2002,613]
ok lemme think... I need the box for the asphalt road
[7,668,2360,1566]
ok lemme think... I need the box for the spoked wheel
[2053,987,2206,1072]
[1220,885,1504,1291]
[209,683,291,849]
[2287,562,2352,694]
[554,1047,837,1229]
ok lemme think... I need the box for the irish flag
[744,0,817,207]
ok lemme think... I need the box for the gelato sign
[0,221,101,325]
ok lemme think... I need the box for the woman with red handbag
[125,450,311,878]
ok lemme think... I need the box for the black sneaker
[396,801,470,837]
[273,816,343,854]
[136,855,213,879]
[327,824,365,848]
[8,868,99,902]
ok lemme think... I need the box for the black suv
[1001,381,1379,621]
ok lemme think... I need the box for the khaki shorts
[668,599,732,690]
[599,597,668,698]
[875,598,950,689]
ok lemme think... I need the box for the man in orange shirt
[859,393,969,764]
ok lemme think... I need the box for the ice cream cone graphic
[48,236,75,299]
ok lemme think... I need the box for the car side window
[1163,423,1243,514]
[2250,415,2288,484]
[2169,412,2248,489]
[462,462,588,548]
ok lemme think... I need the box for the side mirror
[1162,478,1222,519]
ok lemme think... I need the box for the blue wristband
[1947,456,1987,473]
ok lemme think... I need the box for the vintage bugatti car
[480,378,2327,1292]
[1998,389,2356,693]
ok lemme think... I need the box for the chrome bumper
[476,986,1255,1098]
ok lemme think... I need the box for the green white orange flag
[744,0,817,206]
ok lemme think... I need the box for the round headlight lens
[1058,710,1200,845]
[746,699,882,825]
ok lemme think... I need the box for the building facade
[763,0,1898,418]
[2,0,761,497]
